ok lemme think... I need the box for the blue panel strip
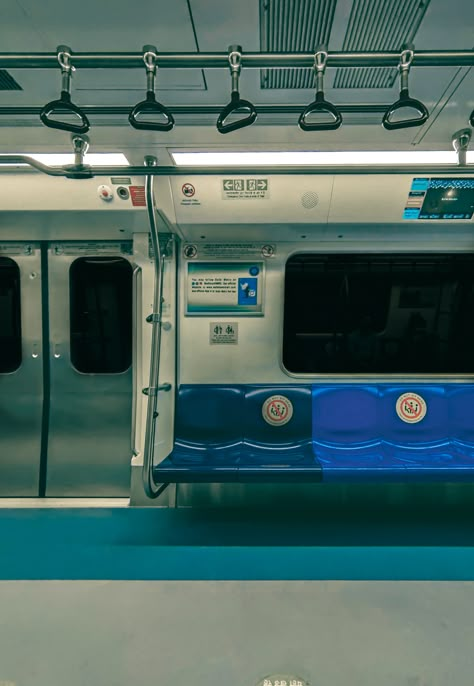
[0,509,474,580]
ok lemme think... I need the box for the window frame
[281,250,474,381]
[69,255,134,376]
[0,256,22,374]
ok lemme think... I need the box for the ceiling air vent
[0,70,22,91]
[260,0,337,89]
[333,0,431,89]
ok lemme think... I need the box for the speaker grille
[301,191,319,209]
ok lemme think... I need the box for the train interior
[0,1,474,684]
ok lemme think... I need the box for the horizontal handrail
[0,156,473,179]
[0,50,472,69]
[0,104,391,115]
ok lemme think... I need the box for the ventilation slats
[260,0,337,90]
[334,0,431,89]
[0,70,22,91]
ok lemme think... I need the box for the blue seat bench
[154,384,474,483]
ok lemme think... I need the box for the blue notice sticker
[238,277,258,305]
[403,208,421,219]
[411,178,430,191]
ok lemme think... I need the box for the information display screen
[404,178,474,220]
[186,262,264,315]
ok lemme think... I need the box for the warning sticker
[180,182,201,206]
[184,243,275,259]
[0,243,30,255]
[182,183,195,197]
[396,392,427,424]
[55,242,132,256]
[222,178,269,200]
[209,322,238,345]
[129,186,146,207]
[262,395,293,426]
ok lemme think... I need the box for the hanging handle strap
[382,47,429,130]
[129,46,175,132]
[40,46,90,134]
[216,45,257,134]
[298,49,342,131]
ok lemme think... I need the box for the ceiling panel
[0,0,205,105]
[333,0,432,89]
[260,0,337,89]
[18,0,198,51]
[0,0,472,153]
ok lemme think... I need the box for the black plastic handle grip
[216,91,257,134]
[298,91,342,131]
[382,89,429,130]
[40,91,90,134]
[129,92,175,132]
[470,109,474,127]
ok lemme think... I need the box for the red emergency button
[98,184,113,202]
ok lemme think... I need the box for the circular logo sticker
[262,395,293,426]
[261,244,275,258]
[182,183,195,197]
[183,244,198,259]
[396,392,427,424]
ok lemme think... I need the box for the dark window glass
[284,253,474,375]
[70,257,132,373]
[0,257,21,373]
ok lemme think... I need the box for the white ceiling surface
[0,0,472,163]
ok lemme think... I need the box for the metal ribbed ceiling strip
[260,0,337,89]
[0,70,21,91]
[334,0,431,89]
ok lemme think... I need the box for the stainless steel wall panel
[0,243,43,495]
[46,243,134,496]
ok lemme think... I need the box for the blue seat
[315,385,474,482]
[171,385,243,467]
[155,384,321,482]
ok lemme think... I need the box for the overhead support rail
[0,49,472,69]
[0,155,473,179]
[0,104,392,116]
[0,46,473,135]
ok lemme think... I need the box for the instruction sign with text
[187,262,264,315]
[222,178,270,200]
[209,322,239,344]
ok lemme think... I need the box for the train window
[70,257,132,374]
[284,253,474,375]
[0,258,21,373]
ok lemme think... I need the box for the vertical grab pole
[142,155,171,498]
[131,265,142,457]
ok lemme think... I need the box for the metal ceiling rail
[0,156,472,178]
[0,50,472,70]
[0,104,391,115]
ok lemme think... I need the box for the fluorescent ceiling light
[0,152,129,166]
[172,150,474,166]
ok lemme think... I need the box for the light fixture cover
[172,150,474,166]
[0,152,129,166]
